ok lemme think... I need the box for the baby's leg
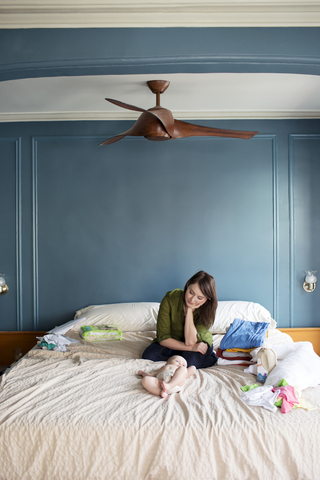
[161,366,188,396]
[141,376,162,396]
[187,366,196,378]
[138,370,152,377]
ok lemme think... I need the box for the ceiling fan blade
[172,119,258,140]
[148,107,175,138]
[106,98,147,113]
[99,112,171,145]
[106,99,173,138]
[99,134,126,146]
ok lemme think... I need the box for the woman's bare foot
[160,381,169,398]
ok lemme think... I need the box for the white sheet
[0,330,320,480]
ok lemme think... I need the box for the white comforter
[0,330,320,480]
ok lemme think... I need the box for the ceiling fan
[99,80,258,146]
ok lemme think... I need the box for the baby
[138,355,196,398]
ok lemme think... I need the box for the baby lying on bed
[138,355,196,398]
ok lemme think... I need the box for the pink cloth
[272,385,299,413]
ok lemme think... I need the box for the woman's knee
[181,352,202,368]
[142,342,173,362]
[182,346,216,369]
[142,344,157,360]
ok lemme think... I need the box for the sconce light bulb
[303,270,317,292]
[305,271,317,284]
[0,275,5,287]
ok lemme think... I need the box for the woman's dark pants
[142,342,217,369]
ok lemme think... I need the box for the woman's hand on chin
[191,342,208,355]
[185,304,197,314]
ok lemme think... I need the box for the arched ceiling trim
[2,54,320,83]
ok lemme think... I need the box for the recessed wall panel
[291,135,320,327]
[34,134,276,330]
[0,138,21,330]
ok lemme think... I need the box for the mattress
[0,329,319,480]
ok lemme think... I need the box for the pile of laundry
[37,333,79,352]
[240,379,317,413]
[216,318,269,366]
[216,318,320,413]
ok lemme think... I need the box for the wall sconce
[0,274,9,295]
[303,270,317,293]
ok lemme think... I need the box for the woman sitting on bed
[142,270,218,369]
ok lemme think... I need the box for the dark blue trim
[1,28,320,81]
[2,55,320,82]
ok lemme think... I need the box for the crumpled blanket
[37,334,79,352]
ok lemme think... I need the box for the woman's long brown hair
[183,270,218,328]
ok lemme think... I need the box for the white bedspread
[0,330,320,480]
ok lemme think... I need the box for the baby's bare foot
[160,381,169,398]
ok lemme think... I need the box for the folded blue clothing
[220,318,269,350]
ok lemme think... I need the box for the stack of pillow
[70,299,276,336]
[49,300,278,349]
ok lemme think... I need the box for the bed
[1,300,320,480]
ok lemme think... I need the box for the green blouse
[154,289,213,347]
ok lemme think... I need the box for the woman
[142,271,218,368]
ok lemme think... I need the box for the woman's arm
[156,293,173,343]
[184,306,198,346]
[160,337,208,354]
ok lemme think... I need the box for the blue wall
[0,28,320,330]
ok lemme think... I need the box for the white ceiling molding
[1,110,320,123]
[1,1,320,28]
[1,72,320,122]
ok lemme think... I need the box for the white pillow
[265,342,320,390]
[47,317,86,335]
[73,302,160,332]
[211,301,276,334]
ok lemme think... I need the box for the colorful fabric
[241,384,259,392]
[216,348,252,362]
[240,385,280,413]
[272,385,299,413]
[225,347,256,353]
